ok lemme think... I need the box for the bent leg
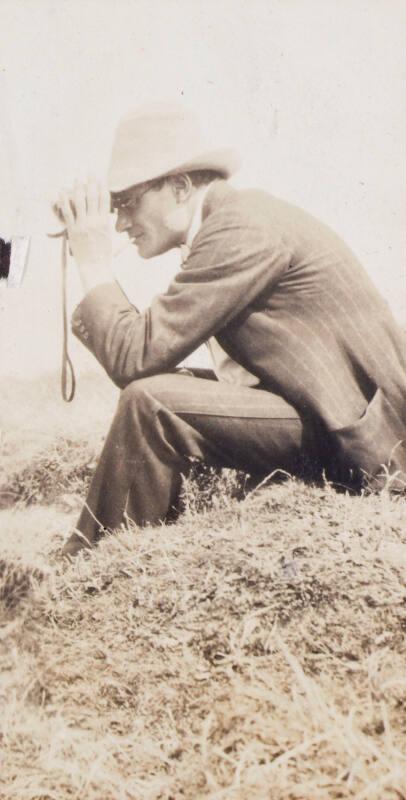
[64,374,319,554]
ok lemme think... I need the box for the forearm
[71,283,179,388]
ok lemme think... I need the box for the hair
[185,169,225,187]
[148,169,224,191]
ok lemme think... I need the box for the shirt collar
[180,183,212,265]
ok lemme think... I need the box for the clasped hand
[56,179,113,291]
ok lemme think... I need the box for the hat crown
[108,102,240,193]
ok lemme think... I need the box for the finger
[58,190,75,227]
[99,183,111,215]
[87,174,99,216]
[52,201,65,223]
[73,180,87,224]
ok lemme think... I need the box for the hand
[57,178,114,292]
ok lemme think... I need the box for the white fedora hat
[108,102,241,193]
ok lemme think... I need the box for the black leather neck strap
[48,230,76,402]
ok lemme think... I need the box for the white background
[1,0,405,379]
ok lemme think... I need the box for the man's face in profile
[112,181,184,259]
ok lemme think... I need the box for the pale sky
[1,0,406,379]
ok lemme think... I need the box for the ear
[168,173,193,203]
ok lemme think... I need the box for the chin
[138,246,161,260]
[136,246,151,259]
[145,244,177,259]
[134,240,153,259]
[134,232,178,259]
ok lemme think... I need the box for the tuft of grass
[0,436,98,508]
[181,462,252,515]
[0,558,44,612]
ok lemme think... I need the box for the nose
[115,209,131,234]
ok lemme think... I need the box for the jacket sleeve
[71,197,292,387]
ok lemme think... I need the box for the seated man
[58,103,406,556]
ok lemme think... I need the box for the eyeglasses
[110,184,155,214]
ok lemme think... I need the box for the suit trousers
[64,372,321,554]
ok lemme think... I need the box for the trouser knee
[118,377,159,418]
[115,377,185,454]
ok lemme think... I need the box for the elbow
[103,358,139,389]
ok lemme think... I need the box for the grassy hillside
[1,373,406,799]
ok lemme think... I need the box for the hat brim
[109,147,241,193]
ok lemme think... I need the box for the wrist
[78,261,114,294]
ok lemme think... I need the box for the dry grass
[1,374,406,799]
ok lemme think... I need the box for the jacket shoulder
[202,181,325,232]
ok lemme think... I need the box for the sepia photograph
[1,1,406,797]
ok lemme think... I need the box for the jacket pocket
[331,388,406,489]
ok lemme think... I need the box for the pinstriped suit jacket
[72,180,406,485]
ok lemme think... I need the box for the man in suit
[58,103,406,557]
